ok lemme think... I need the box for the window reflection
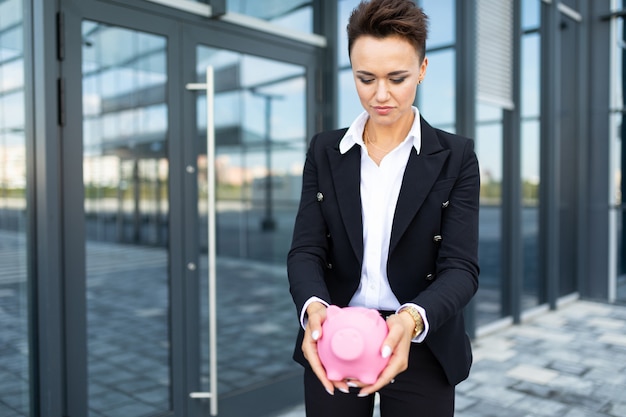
[521,120,540,308]
[82,22,171,416]
[195,46,305,397]
[0,0,30,416]
[420,0,455,48]
[196,48,305,262]
[226,0,313,33]
[338,69,362,127]
[83,23,168,245]
[145,0,314,33]
[521,20,541,308]
[337,0,363,125]
[522,0,540,30]
[475,104,503,325]
[418,49,456,130]
[337,0,358,68]
[0,0,29,415]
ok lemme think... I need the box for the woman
[287,0,480,415]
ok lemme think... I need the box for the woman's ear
[418,56,428,84]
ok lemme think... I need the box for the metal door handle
[186,66,218,416]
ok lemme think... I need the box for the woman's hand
[302,302,337,395]
[355,311,415,396]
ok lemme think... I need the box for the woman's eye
[390,78,406,84]
[358,77,374,84]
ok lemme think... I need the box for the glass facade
[422,0,455,48]
[417,0,456,135]
[82,22,172,416]
[226,0,313,33]
[337,0,361,126]
[0,0,29,415]
[521,0,541,309]
[144,0,314,34]
[6,0,624,415]
[193,45,305,397]
[418,48,455,131]
[475,103,503,325]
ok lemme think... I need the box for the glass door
[186,45,307,416]
[81,21,173,416]
[62,1,318,415]
[0,0,30,415]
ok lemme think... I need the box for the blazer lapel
[389,119,450,254]
[327,144,364,263]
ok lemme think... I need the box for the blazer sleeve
[287,134,332,319]
[412,136,480,333]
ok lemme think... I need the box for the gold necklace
[364,126,402,151]
[364,127,398,164]
[366,137,395,153]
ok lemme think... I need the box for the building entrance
[59,1,319,415]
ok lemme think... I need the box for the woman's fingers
[303,339,335,395]
[302,304,335,395]
[357,313,413,396]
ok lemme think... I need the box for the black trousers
[304,342,455,417]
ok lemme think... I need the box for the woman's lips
[373,106,393,115]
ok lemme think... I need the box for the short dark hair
[347,0,428,61]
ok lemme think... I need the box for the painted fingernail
[357,391,370,397]
[381,345,392,358]
[346,381,359,388]
[325,387,334,396]
[339,387,349,394]
[311,330,320,341]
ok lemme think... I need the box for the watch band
[398,306,424,339]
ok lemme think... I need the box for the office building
[0,0,624,415]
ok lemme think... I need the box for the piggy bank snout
[330,328,364,361]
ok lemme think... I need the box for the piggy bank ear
[326,305,342,318]
[365,309,381,321]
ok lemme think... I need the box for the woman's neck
[365,113,414,150]
[363,114,415,165]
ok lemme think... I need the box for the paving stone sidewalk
[274,300,626,417]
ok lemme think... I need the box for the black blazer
[287,117,480,386]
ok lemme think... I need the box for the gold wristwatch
[398,306,424,339]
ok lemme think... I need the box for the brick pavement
[273,300,626,417]
[2,225,625,416]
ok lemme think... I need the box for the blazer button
[433,235,442,243]
[327,262,333,269]
[442,200,450,208]
[425,273,435,281]
[317,192,324,202]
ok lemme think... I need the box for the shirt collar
[339,106,422,155]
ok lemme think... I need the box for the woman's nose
[376,81,390,101]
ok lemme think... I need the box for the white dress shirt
[302,107,430,342]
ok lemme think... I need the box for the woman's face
[350,35,427,129]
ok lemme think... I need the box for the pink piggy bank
[317,305,390,385]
